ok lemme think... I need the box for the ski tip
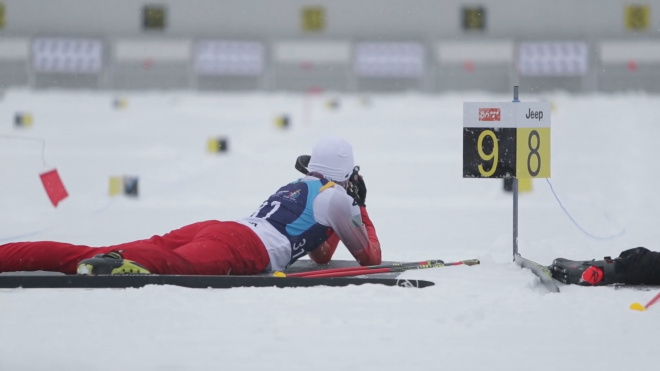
[630,302,646,311]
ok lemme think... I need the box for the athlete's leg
[170,221,270,275]
[0,221,270,275]
[108,220,220,251]
[0,230,202,275]
[0,241,111,274]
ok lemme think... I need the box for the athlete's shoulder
[315,183,358,214]
[316,181,348,198]
[297,175,353,209]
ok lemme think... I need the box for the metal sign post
[462,86,558,292]
[512,85,519,258]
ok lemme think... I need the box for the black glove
[346,167,367,207]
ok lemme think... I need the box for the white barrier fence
[0,36,658,92]
[32,37,103,74]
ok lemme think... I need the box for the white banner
[463,102,551,128]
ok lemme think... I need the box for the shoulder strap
[320,181,336,192]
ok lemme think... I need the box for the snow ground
[0,89,659,370]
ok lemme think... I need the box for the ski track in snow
[1,89,659,371]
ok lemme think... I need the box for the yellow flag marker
[274,115,289,129]
[108,176,124,196]
[630,302,646,311]
[207,137,229,153]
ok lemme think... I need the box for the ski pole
[630,291,660,311]
[284,259,480,278]
[298,259,479,278]
[286,259,445,278]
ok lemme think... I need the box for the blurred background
[2,5,660,369]
[0,0,658,94]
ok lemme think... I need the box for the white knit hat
[307,136,355,182]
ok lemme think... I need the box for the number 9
[477,130,498,177]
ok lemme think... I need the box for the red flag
[39,169,68,207]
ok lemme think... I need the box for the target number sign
[463,102,551,179]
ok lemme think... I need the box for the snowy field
[0,88,659,370]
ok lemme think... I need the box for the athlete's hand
[347,172,367,207]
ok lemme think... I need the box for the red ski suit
[0,207,380,275]
[0,221,270,275]
[0,137,381,276]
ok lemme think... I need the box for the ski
[0,274,435,289]
[514,254,560,293]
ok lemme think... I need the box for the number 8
[527,130,541,177]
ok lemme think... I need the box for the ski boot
[77,251,150,275]
[549,257,625,286]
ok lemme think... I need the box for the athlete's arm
[307,231,339,264]
[313,187,381,266]
[351,206,381,265]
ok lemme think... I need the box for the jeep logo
[525,108,544,121]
